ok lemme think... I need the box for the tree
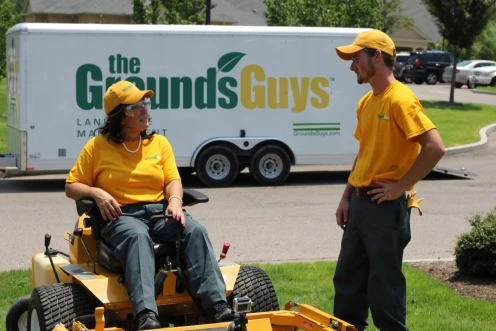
[132,0,205,25]
[264,0,412,33]
[422,0,496,103]
[0,0,24,80]
[379,0,414,34]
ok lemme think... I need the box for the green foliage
[455,208,496,277]
[430,20,496,61]
[423,0,496,52]
[132,0,205,25]
[263,0,412,33]
[422,0,496,103]
[0,0,24,80]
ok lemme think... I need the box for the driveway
[409,82,496,105]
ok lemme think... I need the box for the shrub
[455,208,496,277]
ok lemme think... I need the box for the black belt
[353,186,380,199]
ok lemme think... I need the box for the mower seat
[75,189,209,274]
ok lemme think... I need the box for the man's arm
[397,128,445,190]
[371,128,445,203]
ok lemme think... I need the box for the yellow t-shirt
[349,81,436,189]
[66,134,181,206]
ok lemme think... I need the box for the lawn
[0,79,5,117]
[1,262,495,331]
[0,79,6,153]
[421,101,496,147]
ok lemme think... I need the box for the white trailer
[2,23,370,187]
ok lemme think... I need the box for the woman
[65,80,237,330]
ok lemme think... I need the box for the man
[333,30,445,330]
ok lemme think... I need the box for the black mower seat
[74,189,209,273]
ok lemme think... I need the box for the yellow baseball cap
[336,29,396,61]
[103,81,154,116]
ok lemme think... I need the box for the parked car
[393,52,414,83]
[443,60,496,88]
[403,50,454,85]
[468,65,496,87]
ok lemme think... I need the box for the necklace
[122,136,142,153]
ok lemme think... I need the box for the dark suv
[403,50,454,85]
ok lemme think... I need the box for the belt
[353,186,380,199]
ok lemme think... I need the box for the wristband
[168,195,183,205]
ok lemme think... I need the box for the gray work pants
[100,202,226,315]
[333,193,411,331]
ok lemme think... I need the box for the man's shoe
[136,310,160,330]
[205,301,240,323]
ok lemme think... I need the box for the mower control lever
[218,242,230,262]
[44,233,51,249]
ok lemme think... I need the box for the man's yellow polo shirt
[66,134,180,206]
[349,81,436,189]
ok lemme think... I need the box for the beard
[357,58,376,84]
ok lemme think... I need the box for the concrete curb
[472,89,496,95]
[444,123,496,155]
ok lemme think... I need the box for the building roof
[210,0,267,26]
[402,0,442,42]
[26,0,133,16]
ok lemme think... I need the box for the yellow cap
[336,29,396,61]
[103,81,154,116]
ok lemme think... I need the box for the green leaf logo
[217,52,246,73]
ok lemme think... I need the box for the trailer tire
[196,146,239,187]
[6,295,30,331]
[249,145,290,186]
[229,266,279,312]
[27,283,93,331]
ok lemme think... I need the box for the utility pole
[206,0,211,25]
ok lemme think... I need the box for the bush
[455,208,496,277]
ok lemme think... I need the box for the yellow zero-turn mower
[6,190,356,331]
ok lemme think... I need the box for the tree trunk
[449,51,459,104]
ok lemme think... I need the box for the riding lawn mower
[6,189,356,331]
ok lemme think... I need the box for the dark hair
[97,105,156,144]
[364,48,394,70]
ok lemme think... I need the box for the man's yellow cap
[336,29,396,61]
[103,81,154,116]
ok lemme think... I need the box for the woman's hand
[165,199,185,227]
[91,188,122,222]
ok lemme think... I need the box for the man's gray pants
[333,194,411,331]
[100,202,226,315]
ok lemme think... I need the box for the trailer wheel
[27,283,93,331]
[6,295,30,331]
[196,146,239,187]
[228,266,279,312]
[249,145,290,186]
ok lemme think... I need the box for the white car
[468,65,496,87]
[442,60,496,88]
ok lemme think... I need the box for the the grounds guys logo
[75,52,331,113]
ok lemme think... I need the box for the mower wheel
[229,266,279,312]
[27,283,93,331]
[6,295,30,331]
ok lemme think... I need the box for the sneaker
[136,310,160,330]
[205,301,240,323]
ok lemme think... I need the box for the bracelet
[168,195,183,205]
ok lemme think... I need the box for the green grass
[0,117,6,154]
[0,79,6,154]
[1,262,495,331]
[0,79,5,117]
[421,101,496,147]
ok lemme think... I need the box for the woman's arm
[65,182,122,222]
[164,179,185,226]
